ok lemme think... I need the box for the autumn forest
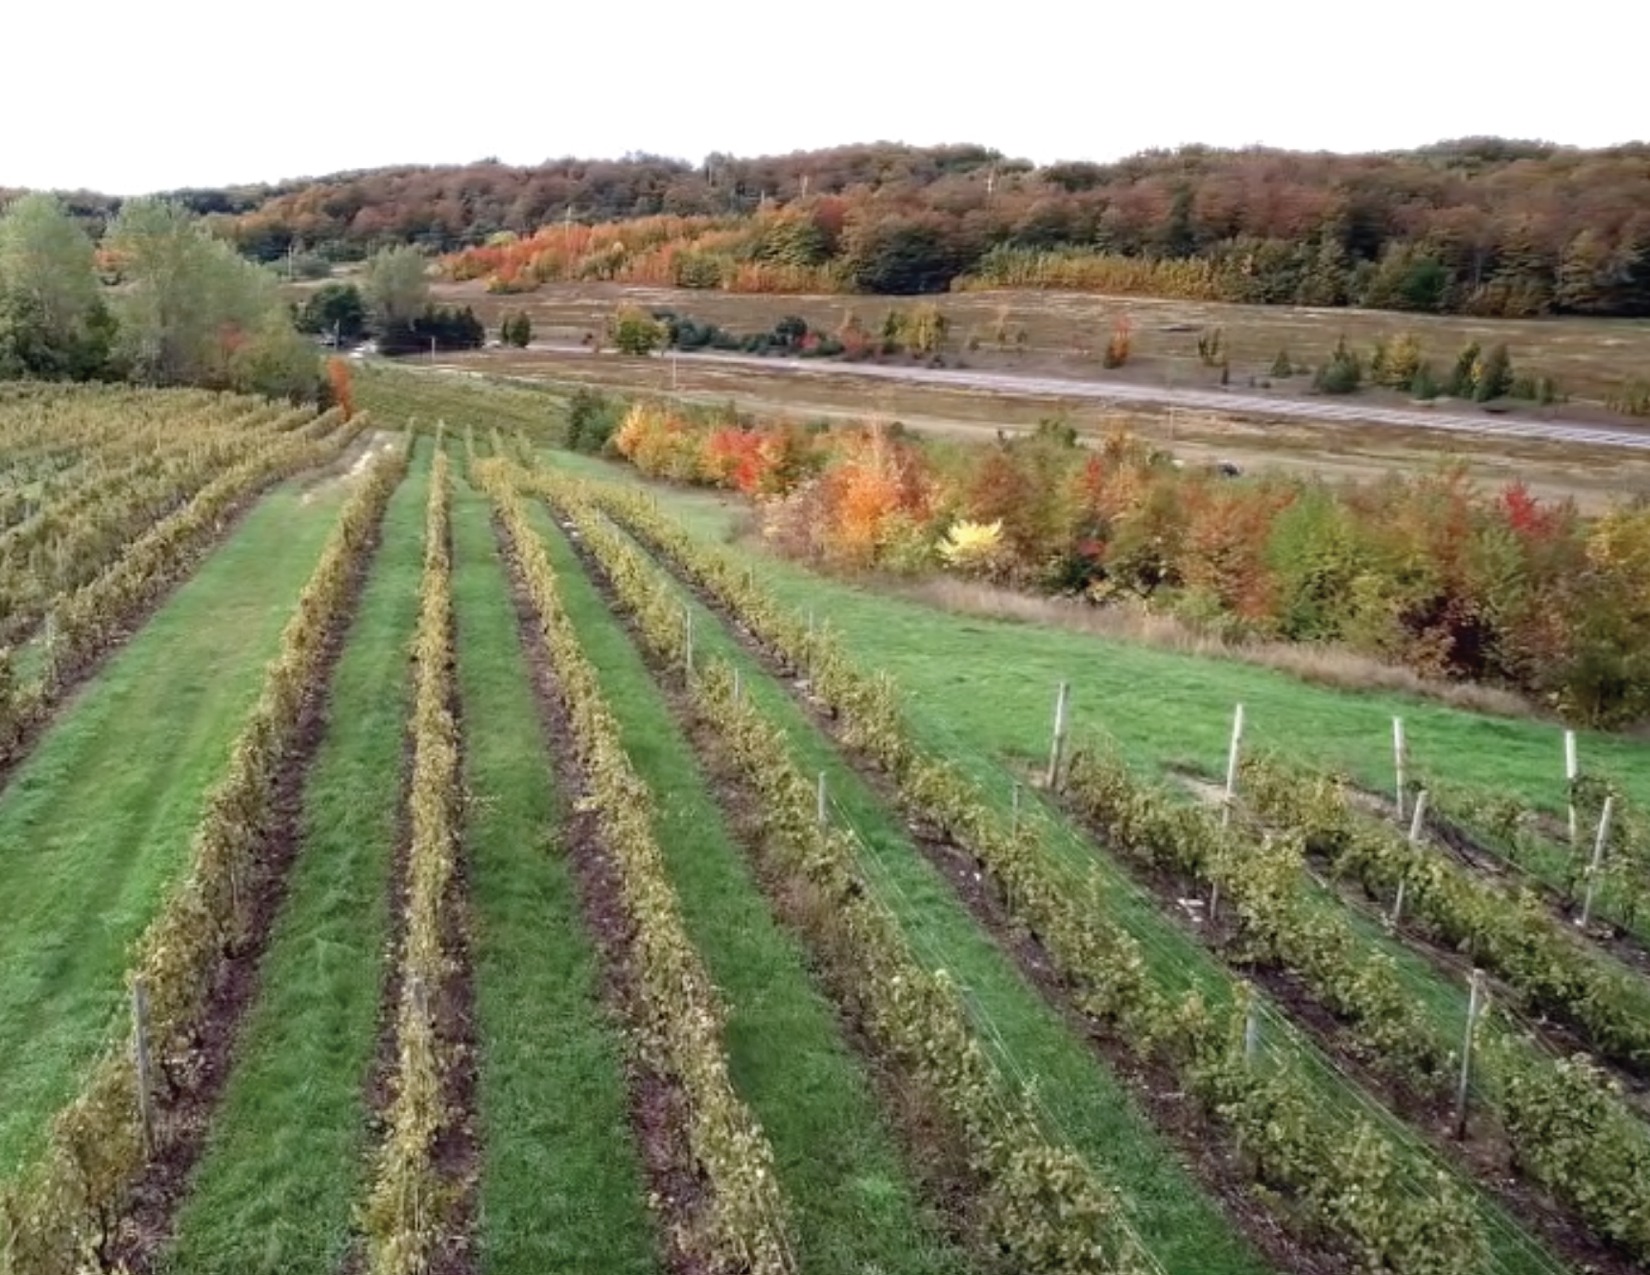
[21,138,1645,317]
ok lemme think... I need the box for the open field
[2,376,1648,1275]
[530,450,1650,808]
[432,278,1650,411]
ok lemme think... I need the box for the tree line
[58,137,1650,317]
[0,194,319,397]
[0,193,503,398]
[11,139,1650,318]
[294,245,485,354]
[603,403,1650,725]
[446,138,1650,312]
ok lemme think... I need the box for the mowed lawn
[160,453,428,1273]
[540,451,1650,813]
[451,472,660,1275]
[534,504,967,1275]
[0,481,346,1173]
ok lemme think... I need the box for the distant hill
[7,138,1650,314]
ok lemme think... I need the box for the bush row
[566,473,1488,1275]
[476,461,795,1275]
[1240,757,1650,1075]
[363,446,464,1273]
[0,428,409,1275]
[1068,749,1650,1260]
[0,408,366,771]
[0,403,315,645]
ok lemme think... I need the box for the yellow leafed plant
[938,519,1004,572]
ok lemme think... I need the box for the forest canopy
[8,139,1650,315]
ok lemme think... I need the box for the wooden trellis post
[1391,789,1428,927]
[132,978,156,1157]
[1455,968,1487,1138]
[1579,796,1616,929]
[1045,681,1071,790]
[1392,716,1406,820]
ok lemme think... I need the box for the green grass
[450,473,660,1275]
[158,451,429,1272]
[532,505,969,1275]
[557,512,1271,1275]
[584,505,1574,1275]
[540,449,1650,816]
[0,482,347,1176]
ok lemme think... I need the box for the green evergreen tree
[1473,343,1514,401]
[1447,341,1481,397]
[1313,336,1362,394]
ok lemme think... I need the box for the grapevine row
[547,474,1157,1275]
[0,385,218,474]
[0,403,313,645]
[552,469,1494,1275]
[1065,748,1650,1261]
[361,446,467,1274]
[1419,774,1650,949]
[1241,757,1650,1076]
[476,462,795,1275]
[0,432,410,1275]
[0,408,365,773]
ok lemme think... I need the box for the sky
[7,1,1647,195]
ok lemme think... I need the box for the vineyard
[0,372,1646,1275]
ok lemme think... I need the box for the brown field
[299,274,1650,508]
[432,279,1650,408]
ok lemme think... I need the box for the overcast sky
[8,1,1646,194]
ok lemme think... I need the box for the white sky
[7,1,1646,194]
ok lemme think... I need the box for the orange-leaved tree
[818,425,934,568]
[327,356,355,419]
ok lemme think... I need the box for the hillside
[9,137,1650,315]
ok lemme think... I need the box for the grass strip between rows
[477,459,795,1275]
[449,469,659,1275]
[0,431,410,1275]
[158,444,431,1273]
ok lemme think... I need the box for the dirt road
[644,348,1650,452]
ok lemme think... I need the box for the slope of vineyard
[0,481,351,1177]
[2,375,1645,1275]
[160,444,429,1272]
[554,468,1597,1273]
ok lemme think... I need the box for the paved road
[536,346,1650,454]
